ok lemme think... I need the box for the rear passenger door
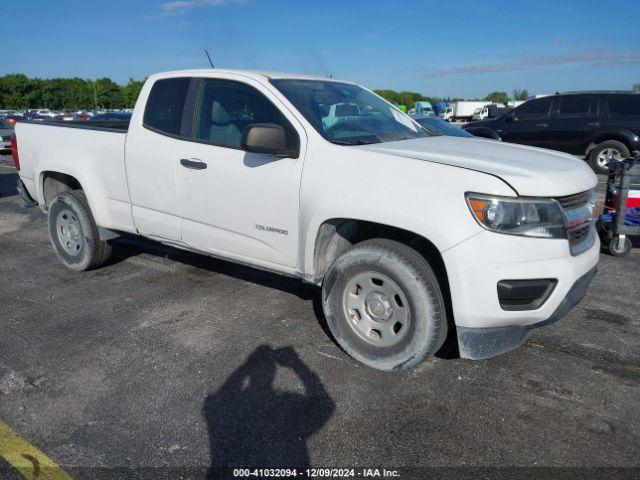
[604,94,640,131]
[500,97,554,148]
[547,95,599,154]
[173,77,305,269]
[125,77,196,242]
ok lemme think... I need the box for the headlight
[466,193,566,238]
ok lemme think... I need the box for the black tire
[607,236,633,257]
[48,190,112,271]
[588,140,630,175]
[321,239,448,371]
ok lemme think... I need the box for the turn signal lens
[468,198,490,222]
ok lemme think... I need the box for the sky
[6,0,640,98]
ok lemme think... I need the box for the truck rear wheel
[48,191,112,271]
[321,239,447,371]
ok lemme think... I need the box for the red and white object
[606,186,640,210]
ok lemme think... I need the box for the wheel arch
[311,218,452,317]
[584,129,636,156]
[40,170,84,210]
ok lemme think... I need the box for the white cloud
[160,0,246,14]
[421,49,640,78]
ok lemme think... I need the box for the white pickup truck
[12,69,599,371]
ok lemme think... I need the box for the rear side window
[143,78,190,135]
[557,96,597,118]
[515,98,552,120]
[608,95,640,117]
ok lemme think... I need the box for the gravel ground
[0,156,638,479]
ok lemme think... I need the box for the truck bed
[15,119,134,233]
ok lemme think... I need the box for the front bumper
[443,229,599,328]
[456,266,597,359]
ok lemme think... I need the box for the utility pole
[93,81,98,109]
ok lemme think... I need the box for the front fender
[297,146,516,279]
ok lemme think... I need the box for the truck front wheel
[48,191,112,271]
[321,239,448,371]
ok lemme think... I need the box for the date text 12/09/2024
[232,468,400,478]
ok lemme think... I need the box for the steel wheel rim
[596,148,622,168]
[342,271,410,347]
[56,208,83,255]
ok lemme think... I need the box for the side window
[143,78,190,136]
[194,79,298,151]
[515,98,552,120]
[557,96,595,118]
[608,95,640,117]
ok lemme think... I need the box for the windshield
[272,79,429,145]
[413,117,474,137]
[474,108,482,114]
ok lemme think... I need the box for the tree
[0,74,36,109]
[633,83,640,92]
[95,78,125,109]
[122,78,145,108]
[513,89,529,101]
[484,91,509,104]
[0,74,147,110]
[373,89,442,109]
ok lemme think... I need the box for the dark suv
[464,91,640,173]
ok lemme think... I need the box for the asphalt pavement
[0,156,639,479]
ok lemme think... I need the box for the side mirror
[242,123,288,155]
[504,111,516,123]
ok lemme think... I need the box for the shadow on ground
[203,345,334,478]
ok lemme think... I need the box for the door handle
[180,158,207,170]
[536,123,548,128]
[587,122,600,127]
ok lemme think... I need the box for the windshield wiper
[330,139,378,146]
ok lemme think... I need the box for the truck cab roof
[148,69,355,84]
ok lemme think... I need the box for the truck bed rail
[19,119,129,133]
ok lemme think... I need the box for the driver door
[174,77,305,269]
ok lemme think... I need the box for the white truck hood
[359,136,598,197]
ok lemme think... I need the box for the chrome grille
[555,191,590,209]
[554,190,595,255]
[568,223,592,245]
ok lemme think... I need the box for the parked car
[34,109,58,118]
[13,69,599,371]
[412,115,501,140]
[412,115,474,137]
[3,115,22,126]
[464,91,640,174]
[0,118,13,151]
[23,112,49,122]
